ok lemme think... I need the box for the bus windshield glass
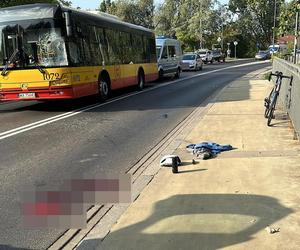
[0,19,68,69]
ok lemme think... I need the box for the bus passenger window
[105,29,120,64]
[120,32,132,64]
[131,34,143,63]
[95,27,109,65]
[143,36,150,63]
[149,38,156,62]
[68,41,82,64]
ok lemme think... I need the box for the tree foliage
[278,0,300,36]
[98,0,155,29]
[0,0,72,8]
[228,0,284,50]
[154,0,215,51]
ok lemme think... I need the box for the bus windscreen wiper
[1,49,19,76]
[34,61,46,74]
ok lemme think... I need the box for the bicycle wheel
[267,94,278,126]
[264,88,274,118]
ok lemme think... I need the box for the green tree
[99,0,116,13]
[154,0,215,51]
[278,0,300,36]
[98,0,154,29]
[228,0,284,49]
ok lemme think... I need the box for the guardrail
[282,54,300,64]
[272,58,300,139]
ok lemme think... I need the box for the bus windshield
[0,19,68,69]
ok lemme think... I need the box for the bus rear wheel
[98,79,110,101]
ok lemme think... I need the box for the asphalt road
[0,59,271,249]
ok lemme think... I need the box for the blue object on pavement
[186,142,233,155]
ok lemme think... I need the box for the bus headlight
[49,73,70,86]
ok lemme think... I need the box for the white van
[268,44,288,55]
[156,37,182,78]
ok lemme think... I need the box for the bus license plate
[19,93,36,98]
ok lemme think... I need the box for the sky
[71,0,229,10]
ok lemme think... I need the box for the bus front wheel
[98,79,110,101]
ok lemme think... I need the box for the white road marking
[0,60,270,140]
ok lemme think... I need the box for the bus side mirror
[64,11,72,37]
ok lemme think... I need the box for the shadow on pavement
[0,245,30,250]
[82,194,292,250]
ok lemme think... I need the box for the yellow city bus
[0,4,158,101]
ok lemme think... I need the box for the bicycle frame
[264,71,293,126]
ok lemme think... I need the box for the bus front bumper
[0,86,75,101]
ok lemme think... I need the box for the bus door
[1,26,19,65]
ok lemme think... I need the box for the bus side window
[79,24,93,65]
[143,36,150,63]
[68,41,81,65]
[131,34,143,63]
[86,25,102,65]
[105,29,120,64]
[73,22,92,65]
[120,32,132,64]
[95,27,109,64]
[149,38,156,63]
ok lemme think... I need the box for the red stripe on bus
[0,73,158,101]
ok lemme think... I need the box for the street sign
[234,41,238,46]
[217,37,222,43]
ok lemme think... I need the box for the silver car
[181,53,203,71]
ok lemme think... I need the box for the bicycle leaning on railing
[264,71,293,126]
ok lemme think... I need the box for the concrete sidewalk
[83,69,300,250]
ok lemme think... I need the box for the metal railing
[282,54,300,64]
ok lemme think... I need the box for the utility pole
[221,5,226,51]
[272,0,277,48]
[199,1,203,49]
[221,22,224,50]
[294,11,299,64]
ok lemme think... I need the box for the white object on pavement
[265,226,280,234]
[160,155,181,166]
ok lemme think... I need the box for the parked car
[212,49,226,62]
[197,49,213,64]
[181,53,203,71]
[156,37,183,79]
[255,50,271,60]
